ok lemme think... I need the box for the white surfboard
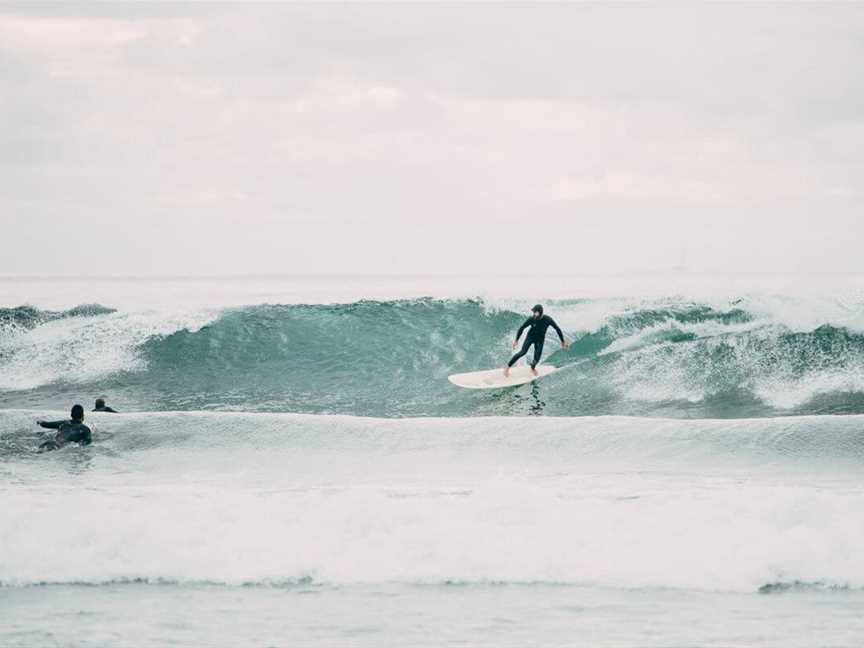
[448,365,558,390]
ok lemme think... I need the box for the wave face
[3,296,864,417]
[2,410,863,592]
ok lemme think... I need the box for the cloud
[1,5,863,275]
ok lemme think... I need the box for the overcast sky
[2,3,863,276]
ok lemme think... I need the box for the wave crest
[3,297,864,417]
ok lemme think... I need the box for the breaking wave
[3,296,864,417]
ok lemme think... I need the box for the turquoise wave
[2,298,864,417]
[0,304,115,333]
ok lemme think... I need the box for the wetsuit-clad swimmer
[504,304,569,377]
[36,404,92,451]
[93,397,118,413]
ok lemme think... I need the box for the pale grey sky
[2,3,863,276]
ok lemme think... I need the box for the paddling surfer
[93,397,118,413]
[36,404,92,451]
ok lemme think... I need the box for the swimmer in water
[92,397,118,413]
[36,404,92,451]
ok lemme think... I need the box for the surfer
[93,397,118,413]
[36,404,93,451]
[504,304,568,377]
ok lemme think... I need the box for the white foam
[0,309,216,391]
[755,369,864,410]
[3,410,863,591]
[2,477,862,592]
[738,293,864,334]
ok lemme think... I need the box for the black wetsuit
[508,315,565,369]
[93,406,118,413]
[38,419,92,450]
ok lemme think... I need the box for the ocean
[2,274,864,647]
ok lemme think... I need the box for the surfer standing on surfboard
[504,304,569,377]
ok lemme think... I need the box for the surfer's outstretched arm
[548,317,568,348]
[37,419,64,429]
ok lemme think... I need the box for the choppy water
[5,278,864,418]
[2,275,864,646]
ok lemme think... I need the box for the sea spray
[4,297,864,417]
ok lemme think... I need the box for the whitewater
[2,275,864,647]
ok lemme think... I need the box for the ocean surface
[2,274,864,647]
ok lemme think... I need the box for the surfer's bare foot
[531,367,539,376]
[503,367,510,377]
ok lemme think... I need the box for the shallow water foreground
[2,583,863,648]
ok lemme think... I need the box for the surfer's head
[532,304,543,318]
[95,397,105,409]
[71,404,84,421]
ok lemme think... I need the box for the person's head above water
[71,404,84,421]
[95,397,105,409]
[531,304,544,318]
